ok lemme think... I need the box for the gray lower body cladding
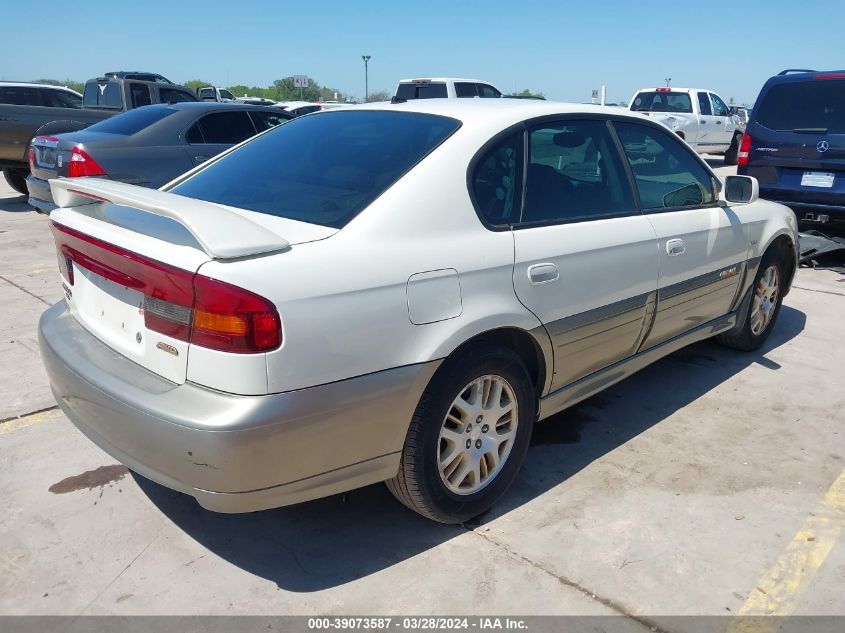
[38,302,440,513]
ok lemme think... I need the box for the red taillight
[737,133,752,165]
[815,73,845,80]
[68,146,107,178]
[49,222,281,353]
[655,87,672,92]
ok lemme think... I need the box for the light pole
[362,55,371,102]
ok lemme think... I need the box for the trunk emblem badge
[817,141,829,153]
[156,342,178,356]
[57,155,63,167]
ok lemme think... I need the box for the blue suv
[739,69,845,227]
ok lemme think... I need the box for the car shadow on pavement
[0,193,34,213]
[135,305,806,592]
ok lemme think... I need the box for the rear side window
[0,86,43,106]
[42,89,82,109]
[83,82,123,108]
[755,79,845,133]
[615,122,715,210]
[472,133,523,225]
[396,82,448,99]
[84,106,177,135]
[630,91,693,113]
[697,92,712,116]
[522,120,634,224]
[455,83,478,98]
[130,83,152,108]
[171,111,460,228]
[195,111,256,143]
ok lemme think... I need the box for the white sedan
[39,100,798,523]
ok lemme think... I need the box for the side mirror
[724,175,759,204]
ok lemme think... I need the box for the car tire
[3,168,29,196]
[718,248,787,351]
[386,342,535,523]
[724,133,742,166]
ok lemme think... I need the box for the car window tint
[395,83,448,99]
[472,133,523,225]
[84,106,177,135]
[83,82,122,108]
[755,79,845,133]
[42,89,82,109]
[523,120,634,224]
[130,83,152,108]
[710,93,728,117]
[697,92,713,116]
[0,86,43,106]
[630,91,693,113]
[185,122,204,144]
[220,90,235,100]
[615,122,715,210]
[196,111,256,143]
[160,88,195,104]
[171,111,460,229]
[198,88,214,99]
[478,84,501,98]
[250,110,289,131]
[455,82,478,98]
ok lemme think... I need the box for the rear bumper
[38,302,438,513]
[25,175,56,213]
[764,198,845,225]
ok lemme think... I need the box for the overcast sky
[4,0,842,104]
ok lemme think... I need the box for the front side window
[171,111,460,228]
[42,89,82,108]
[478,84,501,98]
[522,120,634,224]
[130,83,152,108]
[630,91,693,113]
[471,133,523,225]
[615,122,716,210]
[196,111,256,143]
[697,92,713,116]
[710,93,729,117]
[220,89,235,100]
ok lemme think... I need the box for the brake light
[815,73,845,80]
[737,133,752,165]
[28,146,35,172]
[49,222,281,353]
[656,87,672,92]
[68,146,106,177]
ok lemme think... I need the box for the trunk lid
[48,179,329,385]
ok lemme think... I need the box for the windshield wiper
[793,127,828,134]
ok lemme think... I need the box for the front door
[613,121,748,348]
[510,119,659,390]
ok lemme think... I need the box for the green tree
[184,79,212,92]
[366,90,390,103]
[35,78,84,93]
[510,88,545,99]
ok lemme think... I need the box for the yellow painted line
[0,407,62,435]
[727,469,845,633]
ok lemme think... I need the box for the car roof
[151,102,288,112]
[399,77,496,84]
[0,81,79,93]
[348,98,651,130]
[635,87,703,93]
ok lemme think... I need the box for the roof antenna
[665,77,672,87]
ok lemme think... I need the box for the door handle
[195,155,211,162]
[666,239,685,257]
[701,120,707,124]
[716,120,723,125]
[528,263,559,285]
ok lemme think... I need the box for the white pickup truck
[629,88,743,165]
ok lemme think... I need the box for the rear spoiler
[49,178,289,260]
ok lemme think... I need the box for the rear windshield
[630,91,693,113]
[84,106,176,135]
[396,82,448,100]
[755,79,845,134]
[83,82,123,109]
[170,110,461,228]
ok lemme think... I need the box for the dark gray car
[27,102,292,212]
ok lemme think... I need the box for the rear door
[614,121,747,348]
[501,119,659,390]
[184,110,257,166]
[696,91,719,149]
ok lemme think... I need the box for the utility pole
[362,55,371,102]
